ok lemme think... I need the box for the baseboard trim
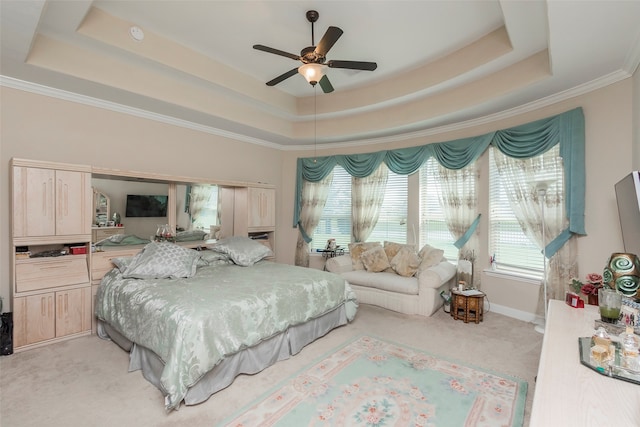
[488,302,541,324]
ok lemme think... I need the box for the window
[488,146,563,275]
[418,158,460,260]
[311,166,408,251]
[367,170,408,244]
[311,166,351,251]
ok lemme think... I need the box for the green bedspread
[95,260,357,410]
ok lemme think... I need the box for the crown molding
[284,69,632,151]
[0,75,283,150]
[1,70,631,152]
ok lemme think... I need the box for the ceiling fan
[253,10,377,93]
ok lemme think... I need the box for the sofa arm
[325,255,354,274]
[417,261,457,290]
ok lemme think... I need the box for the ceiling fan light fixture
[298,63,324,85]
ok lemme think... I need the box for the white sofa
[326,254,457,317]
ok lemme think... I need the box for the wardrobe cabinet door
[13,167,55,237]
[13,294,55,347]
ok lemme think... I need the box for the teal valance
[294,107,586,255]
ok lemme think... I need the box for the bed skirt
[98,303,349,407]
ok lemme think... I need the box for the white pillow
[417,244,445,276]
[122,242,201,279]
[207,236,273,266]
[390,247,421,277]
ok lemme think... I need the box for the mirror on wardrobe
[93,188,110,226]
[176,183,220,238]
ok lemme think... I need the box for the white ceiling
[2,1,640,148]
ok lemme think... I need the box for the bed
[95,237,358,411]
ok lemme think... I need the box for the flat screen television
[614,171,640,257]
[125,195,168,217]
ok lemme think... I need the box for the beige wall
[0,78,635,320]
[634,66,640,169]
[0,86,282,309]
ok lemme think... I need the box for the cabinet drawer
[91,249,141,281]
[92,227,125,242]
[16,256,89,293]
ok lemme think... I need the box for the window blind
[311,166,351,251]
[418,158,458,260]
[368,170,408,244]
[489,147,549,274]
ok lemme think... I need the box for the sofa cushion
[417,244,445,276]
[342,270,419,295]
[349,242,382,270]
[361,245,391,272]
[390,246,421,277]
[383,241,415,261]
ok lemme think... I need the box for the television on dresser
[125,194,168,217]
[614,171,640,257]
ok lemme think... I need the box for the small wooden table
[451,290,485,323]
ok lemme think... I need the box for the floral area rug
[222,335,527,427]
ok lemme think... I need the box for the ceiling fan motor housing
[301,46,325,64]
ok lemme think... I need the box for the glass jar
[619,326,640,371]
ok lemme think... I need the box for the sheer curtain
[295,172,334,267]
[492,147,577,312]
[188,185,214,230]
[433,161,481,286]
[351,162,388,243]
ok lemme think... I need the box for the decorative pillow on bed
[197,250,230,266]
[360,245,391,272]
[121,242,201,279]
[207,236,273,266]
[175,229,209,242]
[111,256,134,273]
[348,242,382,270]
[390,246,421,277]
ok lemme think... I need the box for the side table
[451,290,485,323]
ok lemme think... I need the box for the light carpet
[223,335,527,427]
[0,304,542,427]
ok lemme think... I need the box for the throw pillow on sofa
[383,241,415,261]
[417,244,445,276]
[360,245,391,272]
[349,242,382,270]
[390,246,421,277]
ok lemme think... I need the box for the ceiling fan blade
[266,68,299,86]
[253,44,301,61]
[326,60,378,71]
[318,75,334,93]
[315,26,343,57]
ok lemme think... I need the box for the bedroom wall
[0,86,282,310]
[279,79,634,320]
[0,79,634,320]
[633,66,640,169]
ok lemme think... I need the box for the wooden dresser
[92,226,125,242]
[530,300,640,426]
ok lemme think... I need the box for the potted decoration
[570,273,604,305]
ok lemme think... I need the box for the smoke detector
[129,26,144,42]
